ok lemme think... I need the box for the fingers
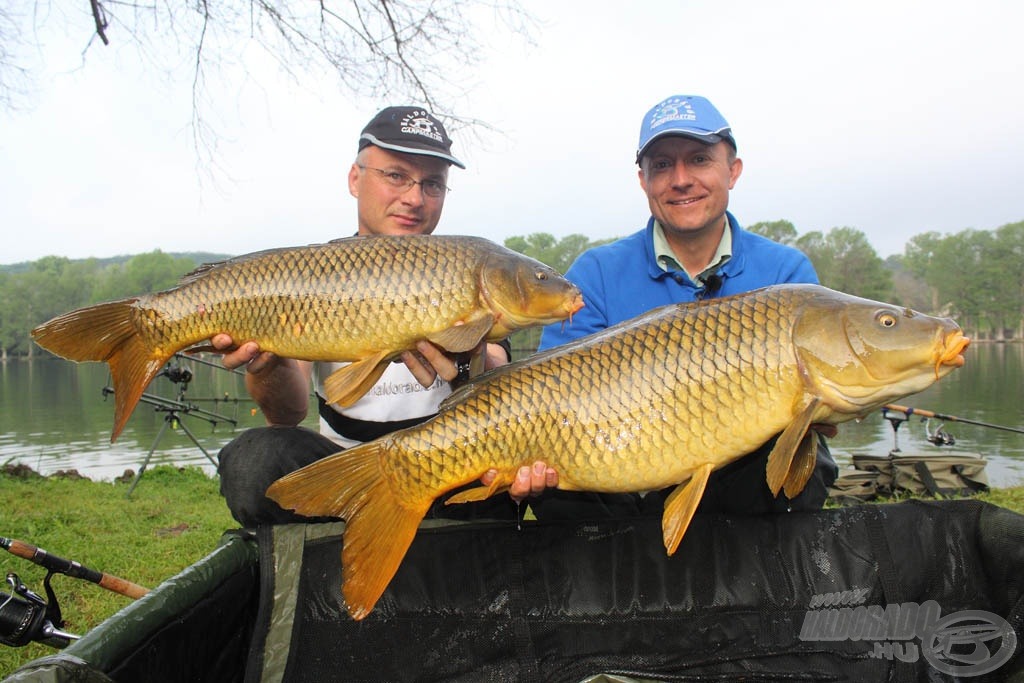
[210,335,271,372]
[508,461,558,503]
[402,341,461,388]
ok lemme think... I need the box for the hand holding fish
[482,461,559,502]
[211,334,313,427]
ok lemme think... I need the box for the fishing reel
[0,573,78,649]
[924,418,957,446]
[161,362,194,387]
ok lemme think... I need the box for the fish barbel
[266,284,969,620]
[31,235,584,441]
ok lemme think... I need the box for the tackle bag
[244,500,1023,683]
[7,501,1024,683]
[829,452,989,503]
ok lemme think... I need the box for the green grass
[2,465,1023,678]
[0,465,236,677]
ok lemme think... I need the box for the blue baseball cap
[636,95,736,163]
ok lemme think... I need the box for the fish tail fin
[265,441,432,621]
[31,299,169,442]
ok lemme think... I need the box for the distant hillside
[0,252,234,275]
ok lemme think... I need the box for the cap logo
[649,96,699,131]
[400,110,444,143]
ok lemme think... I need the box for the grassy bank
[1,465,236,676]
[2,466,1024,677]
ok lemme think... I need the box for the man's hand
[481,461,558,503]
[210,334,279,373]
[402,340,508,388]
[209,334,310,426]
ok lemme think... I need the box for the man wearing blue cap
[511,94,836,516]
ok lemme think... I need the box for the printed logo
[922,610,1016,676]
[799,592,1016,677]
[649,96,698,131]
[400,110,444,143]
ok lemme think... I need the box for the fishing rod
[883,404,1024,436]
[0,537,149,599]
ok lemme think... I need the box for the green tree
[503,232,616,355]
[747,220,799,246]
[991,221,1024,339]
[92,251,198,303]
[797,227,892,301]
[504,233,607,275]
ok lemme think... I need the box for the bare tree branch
[0,0,538,175]
[89,0,109,45]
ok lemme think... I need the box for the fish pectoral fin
[765,397,821,497]
[783,430,820,499]
[323,352,391,408]
[662,463,713,556]
[444,478,511,505]
[425,314,494,353]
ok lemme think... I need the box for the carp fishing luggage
[5,500,1024,683]
[829,452,989,504]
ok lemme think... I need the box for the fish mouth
[934,330,970,377]
[565,293,585,322]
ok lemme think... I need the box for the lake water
[2,345,1023,487]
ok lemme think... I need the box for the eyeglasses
[357,165,450,198]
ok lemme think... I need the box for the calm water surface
[2,345,1023,486]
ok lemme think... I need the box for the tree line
[2,219,1022,360]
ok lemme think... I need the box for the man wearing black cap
[514,94,837,516]
[212,106,513,526]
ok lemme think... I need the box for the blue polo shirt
[539,212,819,350]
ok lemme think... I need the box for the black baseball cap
[358,106,466,169]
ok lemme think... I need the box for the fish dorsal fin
[783,430,820,499]
[425,314,494,353]
[662,463,714,555]
[323,352,391,407]
[765,397,821,496]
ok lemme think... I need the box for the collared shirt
[538,212,820,351]
[652,219,733,285]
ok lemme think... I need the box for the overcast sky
[2,0,1022,266]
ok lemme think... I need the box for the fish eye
[535,270,548,281]
[876,311,898,328]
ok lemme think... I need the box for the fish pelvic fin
[444,474,512,505]
[425,314,494,352]
[662,463,713,556]
[31,298,170,442]
[265,442,431,621]
[765,397,821,497]
[783,430,820,499]
[323,352,391,407]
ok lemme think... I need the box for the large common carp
[267,284,969,620]
[31,235,584,441]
